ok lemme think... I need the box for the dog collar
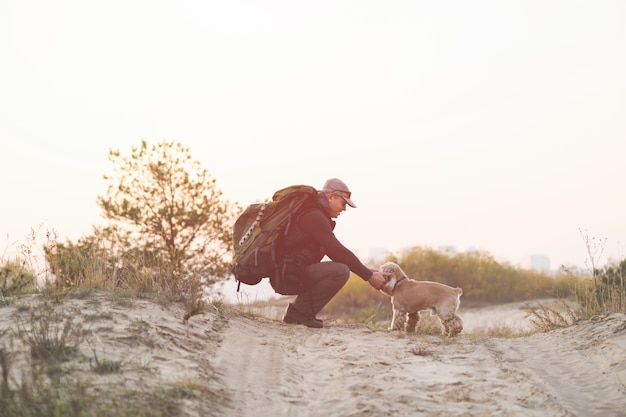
[393,276,407,291]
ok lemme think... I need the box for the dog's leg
[441,315,463,337]
[438,312,452,337]
[405,312,419,332]
[448,315,463,336]
[389,307,406,330]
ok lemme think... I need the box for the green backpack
[231,185,318,290]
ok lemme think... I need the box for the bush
[324,246,574,324]
[574,258,626,317]
[388,246,561,304]
[324,276,390,324]
[0,261,36,297]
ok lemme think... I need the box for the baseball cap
[322,178,356,208]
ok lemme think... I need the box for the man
[270,178,388,328]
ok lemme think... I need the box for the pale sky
[2,1,625,279]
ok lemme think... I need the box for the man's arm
[299,210,374,281]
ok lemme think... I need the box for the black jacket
[277,191,373,281]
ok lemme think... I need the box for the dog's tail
[455,287,463,296]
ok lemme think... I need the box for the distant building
[438,245,457,257]
[368,247,389,263]
[521,254,550,272]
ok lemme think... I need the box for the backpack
[231,185,318,291]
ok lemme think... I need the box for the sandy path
[212,312,292,416]
[212,312,626,417]
[489,314,626,417]
[2,294,624,416]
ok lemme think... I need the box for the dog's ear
[379,262,394,274]
[381,262,400,278]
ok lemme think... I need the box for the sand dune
[1,294,625,416]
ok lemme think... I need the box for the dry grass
[525,299,578,332]
[0,295,226,417]
[525,276,625,333]
[15,302,84,364]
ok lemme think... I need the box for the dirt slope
[1,294,625,417]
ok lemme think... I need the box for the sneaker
[282,304,323,328]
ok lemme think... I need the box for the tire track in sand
[486,313,626,417]
[211,312,626,417]
[212,313,290,416]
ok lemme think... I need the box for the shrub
[574,257,626,317]
[324,276,390,324]
[0,261,36,297]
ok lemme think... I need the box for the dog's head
[378,262,406,296]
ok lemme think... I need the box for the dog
[379,262,463,336]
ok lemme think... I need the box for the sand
[1,293,625,417]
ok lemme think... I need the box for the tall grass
[15,302,84,364]
[1,261,36,298]
[0,229,223,416]
[572,270,626,318]
[527,230,625,331]
[2,226,213,324]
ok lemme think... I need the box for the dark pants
[291,261,350,317]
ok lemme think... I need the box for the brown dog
[379,262,463,336]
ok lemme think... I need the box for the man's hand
[368,271,389,291]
